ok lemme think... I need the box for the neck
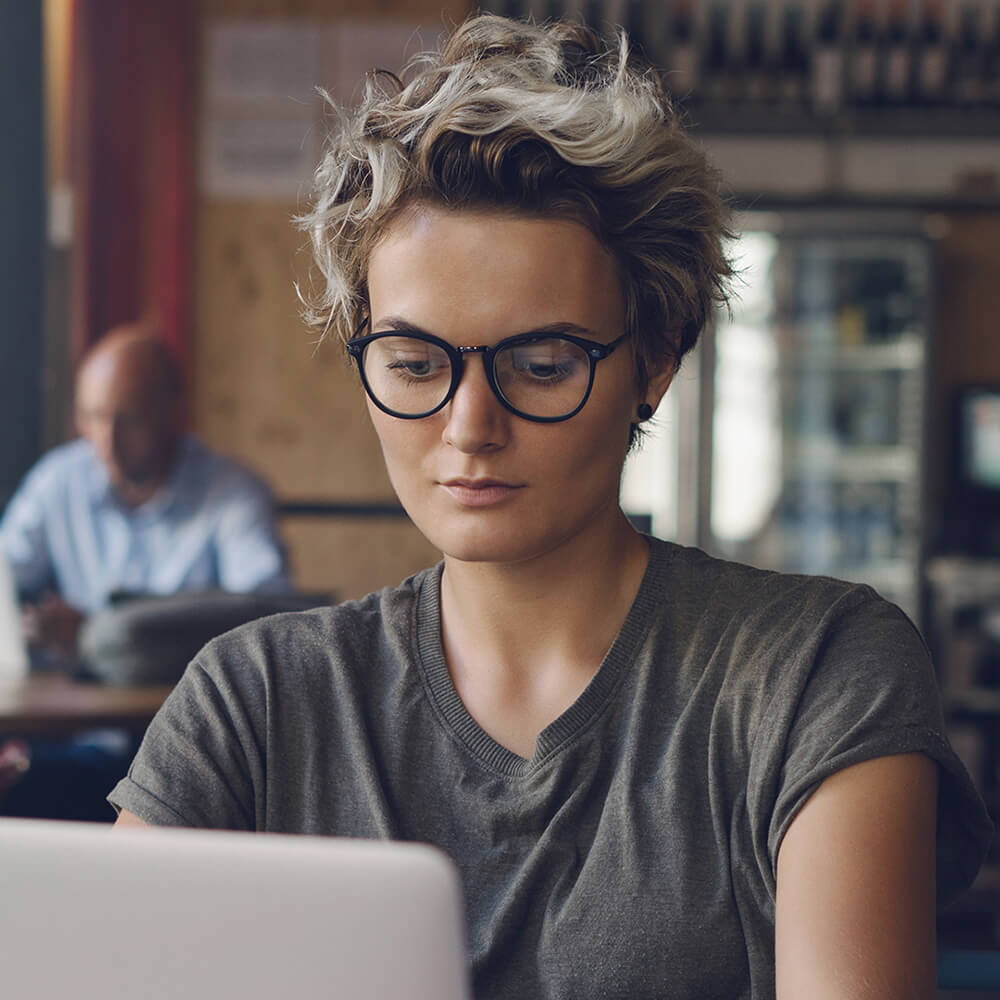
[439,510,650,756]
[113,440,180,509]
[115,479,164,508]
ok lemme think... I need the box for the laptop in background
[0,818,471,1000]
[0,547,28,682]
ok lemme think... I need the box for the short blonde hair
[300,14,732,388]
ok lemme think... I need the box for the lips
[440,478,523,507]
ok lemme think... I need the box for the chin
[421,517,579,568]
[407,512,519,563]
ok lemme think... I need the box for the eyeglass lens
[360,335,594,419]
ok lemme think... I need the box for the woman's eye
[386,356,449,379]
[512,353,575,381]
[504,338,588,384]
[526,361,564,378]
[389,359,431,376]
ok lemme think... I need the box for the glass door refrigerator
[623,210,933,626]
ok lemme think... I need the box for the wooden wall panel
[192,0,469,598]
[192,202,395,500]
[933,215,1000,383]
[283,517,441,601]
[927,212,1000,524]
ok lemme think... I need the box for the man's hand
[22,594,85,659]
[0,739,30,806]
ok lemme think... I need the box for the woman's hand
[775,752,938,1000]
[113,809,150,829]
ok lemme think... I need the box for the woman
[111,15,992,999]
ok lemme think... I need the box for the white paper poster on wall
[200,19,426,202]
[201,117,319,201]
[206,22,321,105]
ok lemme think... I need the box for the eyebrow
[371,316,602,341]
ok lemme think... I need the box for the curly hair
[299,13,732,390]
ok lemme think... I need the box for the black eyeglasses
[347,321,629,423]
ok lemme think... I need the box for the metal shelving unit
[704,216,932,623]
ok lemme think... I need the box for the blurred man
[3,324,290,651]
[0,323,291,818]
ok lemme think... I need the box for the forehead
[75,352,166,416]
[367,205,625,336]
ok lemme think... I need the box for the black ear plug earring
[636,403,653,421]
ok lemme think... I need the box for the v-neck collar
[413,539,673,777]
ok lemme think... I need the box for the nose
[441,357,508,454]
[108,416,131,462]
[87,416,115,461]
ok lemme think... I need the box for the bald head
[75,325,185,506]
[78,325,183,399]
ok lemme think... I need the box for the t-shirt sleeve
[752,585,993,907]
[108,639,266,830]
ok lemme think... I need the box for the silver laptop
[0,818,471,1000]
[0,547,28,682]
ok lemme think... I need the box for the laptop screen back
[0,818,471,1000]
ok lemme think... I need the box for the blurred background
[2,0,999,956]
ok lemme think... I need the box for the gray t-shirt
[110,539,992,1000]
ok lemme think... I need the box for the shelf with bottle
[779,358,922,451]
[787,436,918,479]
[775,330,925,369]
[834,558,915,592]
[769,235,931,345]
[689,102,1000,138]
[659,0,1000,131]
[775,478,914,573]
[485,0,1000,136]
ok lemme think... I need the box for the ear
[641,356,677,415]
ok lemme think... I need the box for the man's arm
[2,464,86,658]
[214,481,291,594]
[1,462,55,599]
[775,752,938,1000]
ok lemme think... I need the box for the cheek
[368,411,430,488]
[545,411,632,488]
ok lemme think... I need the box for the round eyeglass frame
[346,320,630,423]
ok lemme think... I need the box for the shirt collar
[83,435,191,515]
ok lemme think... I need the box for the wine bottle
[882,0,913,105]
[982,0,1000,108]
[812,0,846,113]
[704,1,734,106]
[726,0,752,106]
[849,0,881,107]
[664,0,700,102]
[744,1,772,105]
[778,1,809,107]
[952,1,986,108]
[914,0,950,106]
[761,0,787,105]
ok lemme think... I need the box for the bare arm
[113,809,150,829]
[775,752,938,1000]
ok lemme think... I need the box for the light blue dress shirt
[0,435,291,614]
